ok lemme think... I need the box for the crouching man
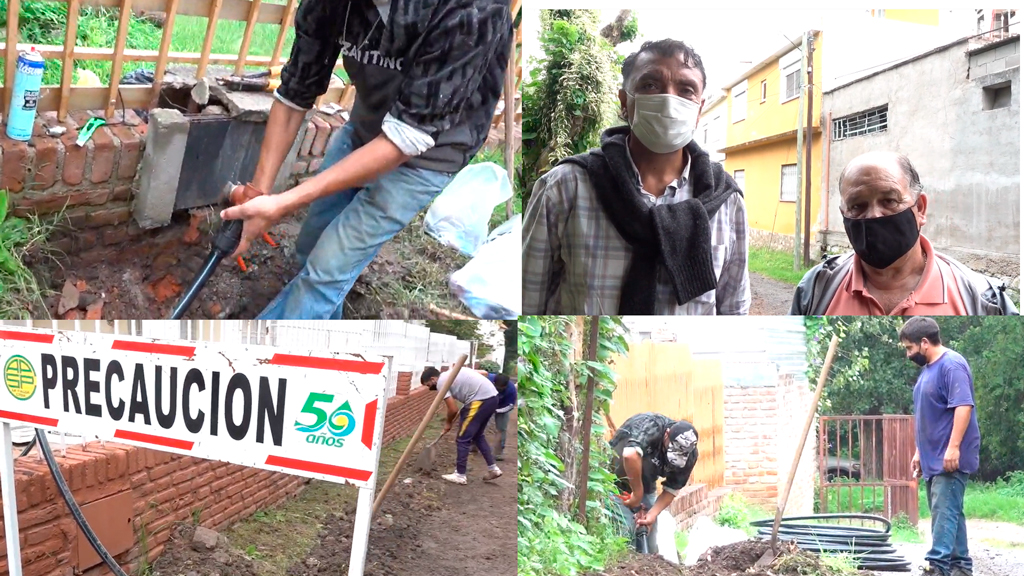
[609,413,699,554]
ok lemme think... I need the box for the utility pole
[794,32,808,271]
[803,33,815,268]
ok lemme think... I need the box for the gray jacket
[790,252,1018,316]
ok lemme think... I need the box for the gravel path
[749,272,794,315]
[877,519,1024,576]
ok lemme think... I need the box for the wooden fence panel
[609,341,726,489]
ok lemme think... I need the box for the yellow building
[721,31,823,240]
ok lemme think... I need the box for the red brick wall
[668,484,732,531]
[722,374,815,515]
[0,371,439,576]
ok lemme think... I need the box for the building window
[983,81,1012,110]
[832,105,888,141]
[780,164,798,202]
[779,48,802,103]
[760,80,767,102]
[733,80,747,123]
[733,169,745,193]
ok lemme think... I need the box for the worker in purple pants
[422,367,502,485]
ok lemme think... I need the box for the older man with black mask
[522,38,749,315]
[791,151,1017,316]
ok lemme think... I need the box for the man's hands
[220,193,288,258]
[635,509,656,527]
[621,492,642,509]
[943,445,961,473]
[442,421,452,435]
[912,449,922,479]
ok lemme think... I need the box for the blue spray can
[6,47,45,141]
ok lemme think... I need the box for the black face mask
[909,352,928,367]
[843,205,920,269]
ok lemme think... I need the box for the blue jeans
[925,471,972,575]
[257,123,454,319]
[611,491,659,554]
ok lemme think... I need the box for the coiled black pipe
[168,218,244,319]
[34,429,130,576]
[750,514,911,572]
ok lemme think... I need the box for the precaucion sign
[0,327,388,488]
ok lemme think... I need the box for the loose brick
[1,135,32,192]
[300,120,316,156]
[292,160,309,174]
[85,205,132,228]
[310,115,331,156]
[309,157,323,173]
[111,124,142,180]
[31,137,63,189]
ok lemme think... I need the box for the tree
[599,10,638,46]
[503,319,517,375]
[518,315,629,576]
[521,10,619,207]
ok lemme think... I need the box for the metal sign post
[1,422,24,576]
[0,327,390,575]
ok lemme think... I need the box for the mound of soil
[152,524,259,576]
[591,540,863,576]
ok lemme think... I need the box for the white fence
[0,320,476,399]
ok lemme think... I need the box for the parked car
[825,456,862,482]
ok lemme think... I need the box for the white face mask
[626,92,701,154]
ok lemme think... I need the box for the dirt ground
[35,209,473,320]
[884,518,1024,576]
[749,272,794,316]
[152,412,516,576]
[590,540,865,576]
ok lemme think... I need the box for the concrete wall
[821,38,1020,278]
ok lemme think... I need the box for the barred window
[832,106,888,141]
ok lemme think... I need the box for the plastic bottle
[6,47,45,141]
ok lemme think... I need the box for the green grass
[748,246,812,285]
[0,190,59,318]
[674,530,689,557]
[890,513,924,544]
[918,472,1024,525]
[821,482,886,515]
[0,0,352,86]
[713,493,770,537]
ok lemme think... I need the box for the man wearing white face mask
[522,38,750,315]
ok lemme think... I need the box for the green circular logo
[4,355,36,400]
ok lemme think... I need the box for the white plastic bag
[449,220,521,319]
[655,510,681,564]
[424,162,513,256]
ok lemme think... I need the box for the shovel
[415,430,448,472]
[754,334,839,569]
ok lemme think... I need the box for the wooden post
[197,0,225,80]
[150,0,181,110]
[803,33,815,267]
[106,0,134,119]
[235,0,264,75]
[58,0,82,122]
[4,0,21,118]
[576,316,601,524]
[271,0,298,67]
[372,354,469,517]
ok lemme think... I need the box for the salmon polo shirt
[825,235,967,316]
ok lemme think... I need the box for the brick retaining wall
[0,371,439,576]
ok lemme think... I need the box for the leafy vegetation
[713,493,753,531]
[918,472,1024,526]
[0,190,58,318]
[748,246,812,285]
[805,317,1024,480]
[518,316,630,576]
[890,513,923,544]
[521,10,619,207]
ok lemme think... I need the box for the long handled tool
[372,354,469,517]
[414,430,449,472]
[754,334,840,569]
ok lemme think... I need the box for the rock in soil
[155,525,257,576]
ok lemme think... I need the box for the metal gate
[818,415,919,525]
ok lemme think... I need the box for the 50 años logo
[294,393,357,448]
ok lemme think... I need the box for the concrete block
[1007,54,1020,69]
[272,109,313,194]
[971,63,987,78]
[134,108,189,229]
[989,58,1006,74]
[975,49,997,65]
[995,41,1018,59]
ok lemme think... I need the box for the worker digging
[214,0,514,319]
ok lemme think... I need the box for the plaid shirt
[522,144,750,315]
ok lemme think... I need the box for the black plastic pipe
[168,218,243,319]
[750,514,911,572]
[35,429,130,576]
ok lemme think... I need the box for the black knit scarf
[559,125,742,314]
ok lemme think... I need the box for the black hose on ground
[35,429,130,576]
[750,514,912,572]
[168,218,244,319]
[17,436,36,457]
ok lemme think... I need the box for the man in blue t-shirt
[491,374,516,461]
[900,317,980,576]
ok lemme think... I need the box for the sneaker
[483,468,503,481]
[495,452,505,461]
[442,472,468,485]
